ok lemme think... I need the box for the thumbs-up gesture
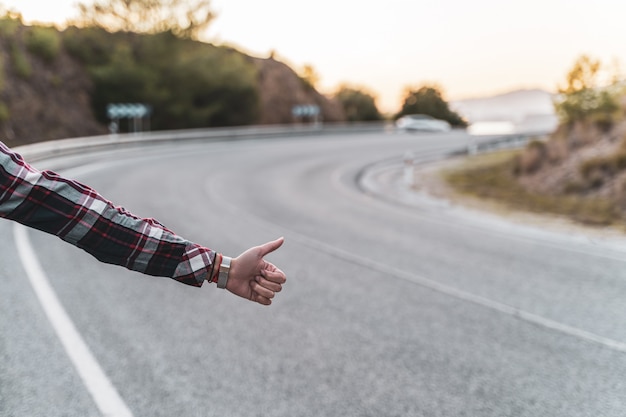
[226,237,286,305]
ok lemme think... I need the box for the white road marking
[272,219,626,353]
[14,224,134,417]
[207,178,626,354]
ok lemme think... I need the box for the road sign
[292,105,320,117]
[106,103,152,119]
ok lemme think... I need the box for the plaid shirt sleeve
[0,141,215,287]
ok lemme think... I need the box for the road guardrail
[15,122,390,162]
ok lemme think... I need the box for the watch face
[217,257,231,288]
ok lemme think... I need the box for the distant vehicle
[396,114,451,132]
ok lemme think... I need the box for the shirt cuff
[171,242,216,287]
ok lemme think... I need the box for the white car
[396,114,451,132]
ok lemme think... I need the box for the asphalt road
[2,131,626,417]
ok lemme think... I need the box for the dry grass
[443,150,623,226]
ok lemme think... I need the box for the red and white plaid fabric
[0,141,215,287]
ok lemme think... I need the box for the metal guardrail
[15,122,391,162]
[399,130,554,189]
[455,130,552,157]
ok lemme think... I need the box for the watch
[217,256,232,289]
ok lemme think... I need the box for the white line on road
[14,224,134,417]
[277,221,626,353]
[207,179,626,354]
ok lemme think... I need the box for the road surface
[2,131,625,416]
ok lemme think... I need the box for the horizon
[2,0,625,113]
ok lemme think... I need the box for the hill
[444,116,626,226]
[0,23,105,144]
[0,19,345,145]
[250,56,345,125]
[451,89,559,133]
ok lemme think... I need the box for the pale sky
[3,0,626,113]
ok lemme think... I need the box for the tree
[334,85,382,122]
[559,54,600,94]
[74,0,215,39]
[65,30,261,130]
[299,64,319,90]
[554,55,620,129]
[397,85,466,127]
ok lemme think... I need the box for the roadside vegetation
[62,27,260,130]
[443,55,626,227]
[25,26,62,63]
[63,0,261,130]
[444,150,621,226]
[396,85,467,127]
[0,0,471,139]
[334,85,383,122]
[0,1,260,133]
[0,7,19,124]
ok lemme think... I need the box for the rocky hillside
[0,24,105,145]
[251,56,345,125]
[516,120,626,207]
[0,23,345,145]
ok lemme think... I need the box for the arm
[0,142,286,303]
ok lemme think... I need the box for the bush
[62,26,120,66]
[397,85,467,127]
[554,55,621,129]
[11,41,32,78]
[0,12,21,36]
[334,86,382,122]
[26,26,61,63]
[555,89,619,129]
[149,44,260,128]
[86,33,260,130]
[0,54,4,91]
[0,102,9,123]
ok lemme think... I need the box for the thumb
[258,237,284,257]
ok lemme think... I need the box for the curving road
[2,131,626,417]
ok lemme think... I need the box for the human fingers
[249,288,272,305]
[261,267,286,284]
[253,295,272,306]
[250,280,276,300]
[255,276,283,293]
[258,237,284,257]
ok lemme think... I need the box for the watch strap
[217,256,232,289]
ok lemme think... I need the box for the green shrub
[11,41,32,78]
[397,85,467,127]
[555,88,620,129]
[26,26,61,63]
[0,54,4,91]
[554,55,621,129]
[87,34,260,130]
[0,102,9,123]
[62,26,119,66]
[0,13,21,36]
[335,86,382,122]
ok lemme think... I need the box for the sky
[2,0,626,113]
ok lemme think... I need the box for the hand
[225,237,286,305]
